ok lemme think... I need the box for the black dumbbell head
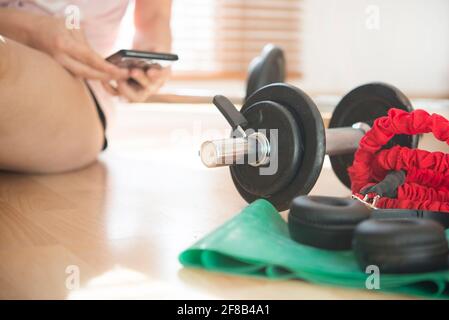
[288,195,371,250]
[231,83,325,211]
[328,83,418,188]
[353,219,449,274]
[245,44,286,102]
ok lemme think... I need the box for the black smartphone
[106,49,178,90]
[106,49,179,70]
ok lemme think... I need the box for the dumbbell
[148,44,285,104]
[199,82,419,211]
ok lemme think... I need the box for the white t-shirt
[1,0,129,54]
[1,0,131,119]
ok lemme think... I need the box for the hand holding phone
[103,49,178,102]
[106,49,178,70]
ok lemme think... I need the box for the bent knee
[35,124,105,173]
[45,137,104,173]
[0,121,104,174]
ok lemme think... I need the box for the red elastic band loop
[348,108,449,212]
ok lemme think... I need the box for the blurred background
[117,0,449,100]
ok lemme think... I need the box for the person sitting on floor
[0,0,172,173]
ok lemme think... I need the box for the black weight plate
[245,44,286,102]
[231,83,325,211]
[231,101,302,197]
[288,196,372,250]
[353,219,449,273]
[328,83,419,189]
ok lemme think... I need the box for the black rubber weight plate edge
[231,101,302,196]
[328,82,419,189]
[232,83,325,211]
[245,44,286,101]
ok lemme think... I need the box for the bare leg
[0,37,104,173]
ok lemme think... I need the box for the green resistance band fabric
[179,199,449,298]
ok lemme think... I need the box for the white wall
[300,0,449,98]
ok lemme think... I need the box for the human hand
[29,16,128,81]
[101,65,171,103]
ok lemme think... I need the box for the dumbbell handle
[200,123,370,167]
[201,132,271,168]
[326,123,370,156]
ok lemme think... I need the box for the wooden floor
[3,102,445,300]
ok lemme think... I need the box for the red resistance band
[349,108,449,213]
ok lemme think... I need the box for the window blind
[171,0,302,79]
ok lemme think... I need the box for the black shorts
[86,84,108,150]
